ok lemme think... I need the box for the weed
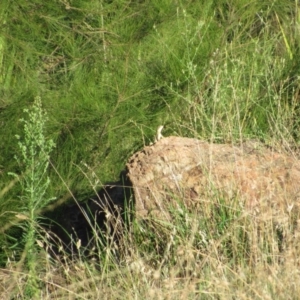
[8,96,55,298]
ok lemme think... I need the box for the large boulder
[47,136,300,255]
[126,136,300,220]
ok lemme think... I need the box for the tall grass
[0,0,300,298]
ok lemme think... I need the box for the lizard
[154,125,164,143]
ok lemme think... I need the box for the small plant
[9,96,55,298]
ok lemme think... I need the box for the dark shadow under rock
[44,171,133,258]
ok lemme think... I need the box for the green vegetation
[1,0,300,298]
[7,97,55,297]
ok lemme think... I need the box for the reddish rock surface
[126,136,300,220]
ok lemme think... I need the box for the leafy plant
[9,96,55,297]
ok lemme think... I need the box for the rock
[46,136,300,256]
[126,136,300,220]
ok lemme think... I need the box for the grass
[2,191,300,299]
[1,0,300,298]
